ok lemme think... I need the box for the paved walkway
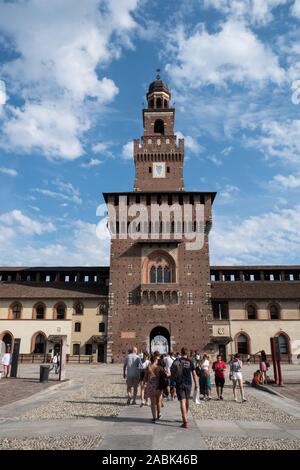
[0,378,55,406]
[99,400,207,450]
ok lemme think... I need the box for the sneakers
[145,400,150,406]
[242,398,247,402]
[181,422,188,429]
[132,400,137,405]
[127,397,131,405]
[140,400,145,407]
[234,398,238,402]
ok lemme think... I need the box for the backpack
[170,358,183,384]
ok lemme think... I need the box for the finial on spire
[156,68,161,80]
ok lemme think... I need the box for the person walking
[49,352,59,374]
[171,347,198,428]
[163,351,174,400]
[230,353,247,402]
[212,354,227,400]
[123,346,142,405]
[1,345,12,378]
[144,354,167,422]
[140,352,151,407]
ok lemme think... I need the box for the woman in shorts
[230,354,247,402]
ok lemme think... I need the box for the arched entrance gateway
[150,326,170,354]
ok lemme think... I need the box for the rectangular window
[167,166,170,173]
[149,167,152,173]
[73,344,80,355]
[84,275,89,282]
[99,322,105,333]
[187,292,193,305]
[65,275,70,282]
[74,322,81,332]
[212,301,229,320]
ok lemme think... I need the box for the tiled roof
[211,281,300,300]
[0,282,108,299]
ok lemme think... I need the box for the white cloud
[272,173,300,189]
[176,131,203,153]
[203,0,288,25]
[166,19,285,88]
[3,101,88,159]
[0,167,17,177]
[246,119,300,165]
[291,0,300,17]
[122,140,133,160]
[0,209,55,236]
[33,180,82,205]
[217,184,240,204]
[211,204,300,264]
[0,80,6,106]
[0,0,139,159]
[207,154,222,166]
[0,217,109,266]
[81,158,103,169]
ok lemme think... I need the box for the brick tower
[104,72,216,363]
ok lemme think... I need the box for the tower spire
[156,68,161,80]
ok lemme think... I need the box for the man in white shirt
[123,346,142,405]
[163,351,174,400]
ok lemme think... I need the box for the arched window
[2,333,13,351]
[149,99,154,108]
[247,305,256,320]
[34,333,46,354]
[157,291,163,305]
[74,322,81,332]
[171,291,178,304]
[164,99,168,108]
[56,303,66,320]
[145,251,176,284]
[156,97,162,108]
[35,304,45,320]
[74,302,84,315]
[99,302,108,315]
[154,119,164,134]
[278,334,288,354]
[99,322,105,333]
[237,334,249,354]
[270,304,280,320]
[11,303,21,320]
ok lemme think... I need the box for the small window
[73,344,80,355]
[127,292,133,305]
[99,322,105,333]
[247,305,256,320]
[36,305,45,320]
[85,344,93,355]
[154,119,164,134]
[99,302,108,315]
[74,302,84,315]
[270,304,280,320]
[65,275,70,282]
[149,167,152,173]
[56,304,66,320]
[237,334,249,354]
[167,166,170,173]
[12,303,21,319]
[74,322,81,332]
[278,335,288,354]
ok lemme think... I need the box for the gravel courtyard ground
[0,363,299,450]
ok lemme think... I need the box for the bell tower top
[133,71,184,192]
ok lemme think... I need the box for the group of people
[123,347,248,428]
[0,348,60,378]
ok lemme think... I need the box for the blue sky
[0,0,300,266]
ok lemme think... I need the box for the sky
[0,0,300,267]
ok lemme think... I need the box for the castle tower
[104,73,216,362]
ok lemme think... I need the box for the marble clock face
[153,162,166,178]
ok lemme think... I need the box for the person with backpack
[170,347,198,428]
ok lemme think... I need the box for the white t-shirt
[1,353,11,366]
[142,359,151,369]
[201,359,209,370]
[163,355,174,374]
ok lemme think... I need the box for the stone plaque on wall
[121,331,136,339]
